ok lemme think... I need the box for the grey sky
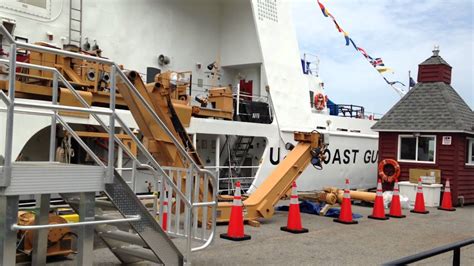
[292,0,473,115]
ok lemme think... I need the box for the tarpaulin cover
[276,200,363,219]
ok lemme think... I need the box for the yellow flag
[377,67,394,73]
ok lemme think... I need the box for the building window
[467,138,474,165]
[398,135,436,163]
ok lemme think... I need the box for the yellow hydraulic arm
[216,132,325,223]
[117,70,202,167]
[117,70,215,210]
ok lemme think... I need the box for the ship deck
[37,204,474,265]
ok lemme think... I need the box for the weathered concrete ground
[44,204,473,265]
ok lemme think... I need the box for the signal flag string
[316,0,407,96]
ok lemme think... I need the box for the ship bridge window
[398,135,436,163]
[467,138,474,165]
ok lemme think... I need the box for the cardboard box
[409,168,441,184]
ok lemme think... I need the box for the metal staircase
[220,135,254,193]
[0,25,217,265]
[68,0,83,48]
[61,170,183,265]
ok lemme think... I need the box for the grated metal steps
[61,170,183,265]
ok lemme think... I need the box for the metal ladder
[68,0,83,48]
[220,136,254,192]
[0,25,217,265]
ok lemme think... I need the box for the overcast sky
[292,0,473,115]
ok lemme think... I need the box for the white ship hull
[0,0,379,193]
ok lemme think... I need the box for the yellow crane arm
[217,132,324,223]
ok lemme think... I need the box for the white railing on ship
[0,24,216,264]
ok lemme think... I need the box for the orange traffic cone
[368,179,389,220]
[438,179,456,211]
[410,178,429,214]
[334,179,358,224]
[387,178,405,218]
[281,182,308,234]
[220,182,251,241]
[162,190,168,231]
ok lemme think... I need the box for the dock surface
[44,204,474,265]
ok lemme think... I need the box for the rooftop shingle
[419,55,451,67]
[372,82,474,132]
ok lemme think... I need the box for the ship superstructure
[0,0,378,196]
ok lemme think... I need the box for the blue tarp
[276,200,362,219]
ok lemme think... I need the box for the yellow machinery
[216,131,326,224]
[192,86,234,120]
[116,70,215,208]
[16,211,75,257]
[117,70,201,168]
[0,42,127,110]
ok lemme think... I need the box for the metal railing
[12,215,141,230]
[0,24,216,263]
[383,237,474,265]
[159,167,216,253]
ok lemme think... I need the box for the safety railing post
[236,83,240,116]
[49,72,58,162]
[107,65,116,183]
[453,247,460,266]
[2,43,17,187]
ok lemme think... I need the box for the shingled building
[372,48,474,205]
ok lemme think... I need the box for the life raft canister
[378,159,401,183]
[314,93,326,110]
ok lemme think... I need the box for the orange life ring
[378,159,400,183]
[314,93,326,110]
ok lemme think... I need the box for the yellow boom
[217,132,324,223]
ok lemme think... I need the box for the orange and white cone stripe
[233,183,242,206]
[334,178,358,224]
[368,179,389,220]
[445,180,451,193]
[220,181,251,241]
[387,179,405,218]
[290,185,299,205]
[411,178,429,214]
[438,179,456,211]
[281,181,308,233]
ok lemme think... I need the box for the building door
[239,79,253,100]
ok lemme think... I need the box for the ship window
[0,0,51,19]
[19,0,46,8]
[398,135,436,163]
[467,138,474,165]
